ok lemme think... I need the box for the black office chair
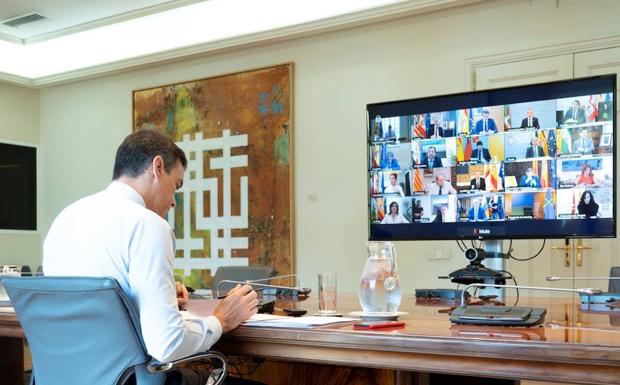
[212,266,275,297]
[610,267,620,293]
[2,276,227,385]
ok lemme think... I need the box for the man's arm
[448,183,457,194]
[484,149,491,162]
[128,216,226,362]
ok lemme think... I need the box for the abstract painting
[133,63,293,289]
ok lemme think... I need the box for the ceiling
[0,0,481,87]
[0,0,199,42]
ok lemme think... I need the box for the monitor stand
[481,240,506,302]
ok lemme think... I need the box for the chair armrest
[147,351,227,383]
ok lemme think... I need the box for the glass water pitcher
[358,241,402,313]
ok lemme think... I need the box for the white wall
[39,0,620,294]
[0,82,41,269]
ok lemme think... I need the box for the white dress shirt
[426,181,456,195]
[43,181,222,362]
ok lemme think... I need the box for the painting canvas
[132,63,293,290]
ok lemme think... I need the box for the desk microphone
[451,283,602,326]
[546,276,620,281]
[546,277,620,313]
[459,283,602,307]
[215,274,311,299]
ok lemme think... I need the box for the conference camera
[464,248,486,264]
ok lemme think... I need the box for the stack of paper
[243,314,356,328]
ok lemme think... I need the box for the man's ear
[151,155,165,182]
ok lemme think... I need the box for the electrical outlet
[427,249,451,260]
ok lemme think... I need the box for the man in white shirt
[43,130,260,385]
[426,174,456,195]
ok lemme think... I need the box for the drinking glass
[318,273,337,315]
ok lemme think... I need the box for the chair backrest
[610,267,620,293]
[211,266,275,295]
[2,276,164,385]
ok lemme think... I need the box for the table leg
[0,337,24,385]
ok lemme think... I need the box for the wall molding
[0,72,36,88]
[464,33,620,91]
[0,0,483,88]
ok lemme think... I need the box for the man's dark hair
[113,129,187,179]
[477,141,483,147]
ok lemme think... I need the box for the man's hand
[213,284,258,333]
[176,282,189,311]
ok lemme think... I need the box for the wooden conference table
[2,294,620,385]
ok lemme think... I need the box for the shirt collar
[107,181,146,207]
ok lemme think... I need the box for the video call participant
[467,198,488,222]
[381,201,410,224]
[525,137,545,158]
[429,120,444,138]
[575,163,598,186]
[412,199,424,221]
[519,167,541,188]
[572,129,594,155]
[427,174,456,195]
[520,108,540,129]
[563,100,586,125]
[433,205,454,223]
[384,124,396,139]
[469,170,486,190]
[577,190,600,218]
[471,141,491,163]
[421,146,443,168]
[473,109,498,135]
[43,130,261,385]
[381,151,401,169]
[384,172,405,196]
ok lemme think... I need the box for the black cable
[508,239,546,261]
[226,356,264,378]
[460,240,468,251]
[456,240,465,252]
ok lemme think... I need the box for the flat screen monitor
[0,142,37,231]
[367,75,616,240]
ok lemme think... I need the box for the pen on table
[354,321,405,330]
